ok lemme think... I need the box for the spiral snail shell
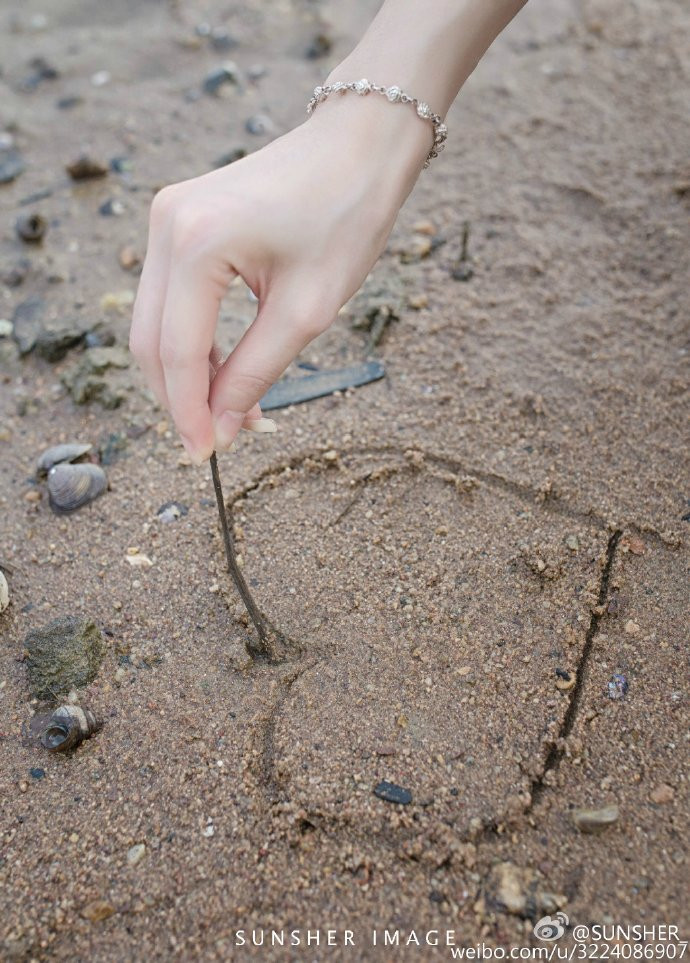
[40,705,100,752]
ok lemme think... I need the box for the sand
[0,0,688,959]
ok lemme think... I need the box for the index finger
[160,259,233,463]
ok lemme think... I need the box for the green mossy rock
[24,616,105,700]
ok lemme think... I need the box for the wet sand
[0,0,688,959]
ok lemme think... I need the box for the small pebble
[305,32,333,59]
[118,246,141,271]
[66,155,108,181]
[203,63,242,95]
[607,673,628,700]
[156,501,188,523]
[245,113,275,136]
[0,319,14,338]
[90,70,111,87]
[127,843,146,866]
[650,783,674,805]
[399,234,432,263]
[373,780,412,805]
[99,198,125,217]
[81,900,115,922]
[29,767,46,780]
[0,147,26,184]
[623,536,645,555]
[565,534,579,551]
[571,804,619,834]
[125,553,153,568]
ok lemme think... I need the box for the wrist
[308,70,435,181]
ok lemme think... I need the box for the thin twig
[209,451,275,659]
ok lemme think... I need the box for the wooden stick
[209,451,275,659]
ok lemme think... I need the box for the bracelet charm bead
[306,79,447,169]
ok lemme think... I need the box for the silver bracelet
[306,79,447,169]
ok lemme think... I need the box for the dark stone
[56,95,83,110]
[98,198,125,217]
[373,780,412,805]
[20,57,59,92]
[305,32,333,59]
[11,296,46,354]
[12,297,87,361]
[35,326,86,362]
[0,148,26,185]
[203,64,242,95]
[24,616,105,700]
[66,155,108,181]
[29,767,46,780]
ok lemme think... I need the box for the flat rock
[11,297,86,361]
[24,616,105,700]
[373,780,412,805]
[61,346,132,408]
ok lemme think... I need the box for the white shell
[0,571,8,613]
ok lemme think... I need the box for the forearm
[328,0,528,116]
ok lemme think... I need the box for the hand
[129,94,429,464]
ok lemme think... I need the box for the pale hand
[129,95,429,464]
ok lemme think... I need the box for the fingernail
[214,410,244,451]
[180,435,205,467]
[243,417,277,434]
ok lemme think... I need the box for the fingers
[129,189,176,409]
[209,277,332,449]
[160,252,235,463]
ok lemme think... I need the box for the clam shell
[37,442,92,477]
[0,570,8,613]
[40,705,99,752]
[47,462,107,513]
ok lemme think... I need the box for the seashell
[40,705,100,752]
[16,212,47,244]
[36,442,92,477]
[47,462,107,513]
[0,570,8,613]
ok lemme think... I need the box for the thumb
[209,276,331,450]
